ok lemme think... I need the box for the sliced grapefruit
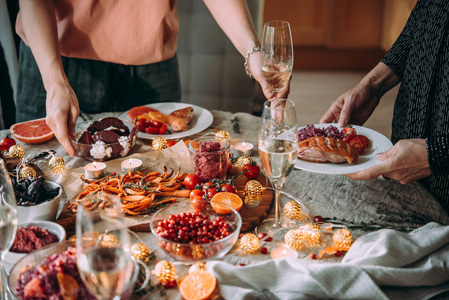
[127,106,158,121]
[10,118,55,144]
[210,192,243,214]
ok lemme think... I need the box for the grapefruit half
[10,118,55,144]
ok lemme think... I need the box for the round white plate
[118,103,214,139]
[294,124,393,174]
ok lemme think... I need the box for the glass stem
[272,180,283,228]
[0,258,10,300]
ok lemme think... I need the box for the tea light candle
[84,161,107,179]
[121,158,143,173]
[232,142,255,156]
[270,245,298,259]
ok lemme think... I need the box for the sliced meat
[168,106,194,131]
[297,136,359,164]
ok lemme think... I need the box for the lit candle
[270,245,298,259]
[84,161,107,179]
[121,158,143,173]
[232,142,255,156]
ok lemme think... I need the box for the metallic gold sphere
[154,260,176,284]
[9,145,25,159]
[283,201,302,220]
[240,233,259,254]
[152,136,168,150]
[19,165,37,179]
[301,223,321,246]
[130,242,151,263]
[99,233,120,248]
[191,245,205,260]
[215,130,231,140]
[189,262,207,274]
[48,156,65,173]
[333,228,353,248]
[235,155,253,167]
[284,229,305,250]
[244,180,263,200]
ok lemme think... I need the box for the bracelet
[244,46,260,78]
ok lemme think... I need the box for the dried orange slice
[179,270,217,300]
[210,192,243,214]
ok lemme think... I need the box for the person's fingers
[346,162,389,181]
[338,94,355,127]
[47,114,76,157]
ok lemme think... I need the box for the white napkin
[207,222,449,300]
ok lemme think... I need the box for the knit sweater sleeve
[426,135,449,176]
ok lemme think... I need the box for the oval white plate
[118,103,214,139]
[294,124,393,174]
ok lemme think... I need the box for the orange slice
[10,118,54,144]
[210,192,243,214]
[179,270,217,300]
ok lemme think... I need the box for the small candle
[121,158,143,173]
[232,142,255,156]
[270,245,298,259]
[84,161,107,179]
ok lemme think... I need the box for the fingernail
[265,90,274,99]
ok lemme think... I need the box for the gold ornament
[333,228,353,248]
[283,201,302,220]
[215,130,231,140]
[100,233,119,247]
[152,136,167,150]
[9,145,25,159]
[244,180,263,200]
[191,245,205,260]
[301,223,321,246]
[240,233,259,254]
[130,242,151,263]
[189,262,207,273]
[235,155,252,167]
[154,260,176,284]
[284,229,305,250]
[19,165,37,179]
[48,155,65,173]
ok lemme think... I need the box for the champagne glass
[76,193,134,299]
[261,20,293,96]
[0,159,18,300]
[256,99,298,239]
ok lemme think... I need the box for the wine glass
[256,99,298,240]
[0,159,18,300]
[76,193,134,299]
[261,20,293,97]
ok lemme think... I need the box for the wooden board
[56,166,273,233]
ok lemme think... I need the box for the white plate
[294,124,393,174]
[118,103,214,139]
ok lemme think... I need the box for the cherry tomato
[355,135,370,146]
[0,137,16,151]
[190,189,205,200]
[159,123,167,135]
[202,182,215,191]
[191,196,207,211]
[145,126,160,134]
[226,159,232,173]
[136,119,149,132]
[183,174,202,190]
[349,137,367,154]
[341,127,357,143]
[149,120,163,128]
[220,183,237,194]
[202,182,218,199]
[165,140,177,148]
[243,162,260,179]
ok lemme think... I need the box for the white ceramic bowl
[5,220,66,268]
[17,181,62,223]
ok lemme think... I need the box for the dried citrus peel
[318,246,350,259]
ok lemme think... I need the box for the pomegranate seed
[310,253,316,259]
[238,263,246,266]
[111,172,117,176]
[239,233,244,239]
[265,237,273,242]
[258,233,267,239]
[313,215,324,223]
[260,247,268,254]
[335,250,342,257]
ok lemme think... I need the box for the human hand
[319,83,379,127]
[347,139,431,184]
[45,81,80,156]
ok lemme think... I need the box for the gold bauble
[191,245,205,260]
[189,262,207,274]
[235,155,253,167]
[240,233,259,254]
[333,228,353,248]
[215,130,231,140]
[284,229,305,250]
[99,233,119,248]
[152,136,167,150]
[49,156,65,173]
[244,180,263,200]
[154,260,176,284]
[301,223,321,246]
[283,201,302,220]
[9,145,25,159]
[130,242,151,263]
[19,165,37,179]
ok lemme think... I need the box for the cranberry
[310,253,316,260]
[313,215,324,223]
[260,247,268,254]
[265,237,273,242]
[335,250,342,257]
[258,233,267,239]
[238,263,246,266]
[111,172,117,176]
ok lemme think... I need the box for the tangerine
[179,270,217,300]
[10,118,54,144]
[210,192,243,214]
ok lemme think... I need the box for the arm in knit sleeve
[426,135,449,176]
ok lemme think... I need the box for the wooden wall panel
[381,0,417,51]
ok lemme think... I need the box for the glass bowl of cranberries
[150,199,242,263]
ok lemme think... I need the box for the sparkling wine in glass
[0,159,18,300]
[261,20,293,96]
[76,193,134,300]
[257,99,298,239]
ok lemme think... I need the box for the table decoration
[283,200,302,220]
[18,164,37,179]
[232,142,255,156]
[270,244,298,259]
[301,223,321,246]
[154,260,176,285]
[215,129,231,140]
[120,158,142,172]
[130,242,151,263]
[284,229,305,250]
[189,262,207,273]
[152,136,167,150]
[240,233,260,254]
[333,228,353,247]
[84,161,106,179]
[244,180,264,200]
[234,154,252,167]
[8,144,25,158]
[48,154,65,173]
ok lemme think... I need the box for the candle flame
[129,158,133,165]
[93,161,97,168]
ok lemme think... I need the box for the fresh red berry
[310,253,316,259]
[260,247,268,254]
[265,237,273,242]
[335,250,342,257]
[238,263,246,266]
[313,215,324,223]
[111,172,117,176]
[258,233,267,239]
